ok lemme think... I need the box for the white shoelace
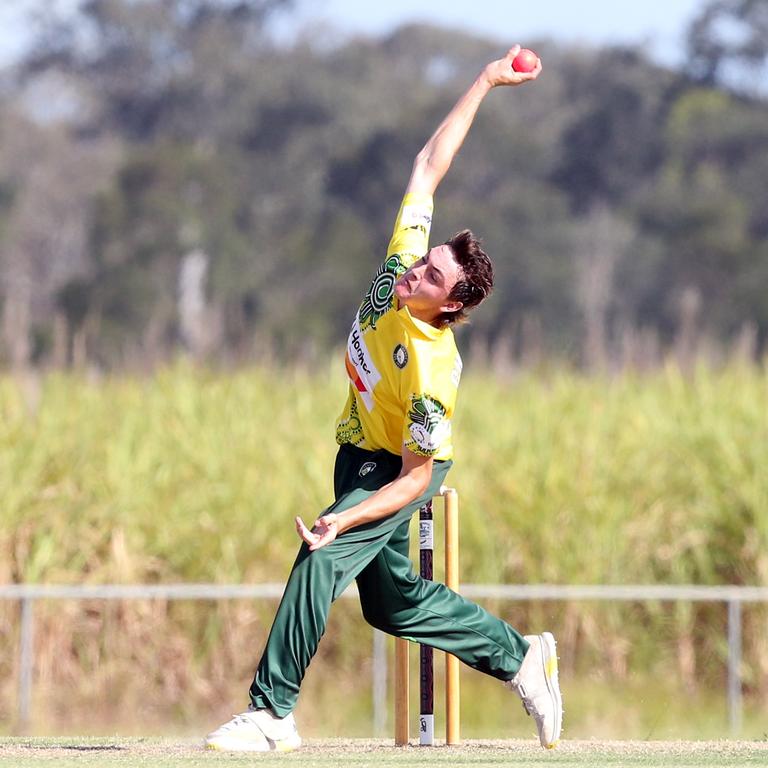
[220,712,257,731]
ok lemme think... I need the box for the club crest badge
[393,344,409,369]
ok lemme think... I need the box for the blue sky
[274,0,705,65]
[0,0,705,66]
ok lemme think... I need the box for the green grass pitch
[2,738,768,768]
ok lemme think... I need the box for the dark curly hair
[437,230,494,326]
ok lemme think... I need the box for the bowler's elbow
[405,154,439,196]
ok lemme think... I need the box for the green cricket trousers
[250,443,530,717]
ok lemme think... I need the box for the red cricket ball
[511,48,539,73]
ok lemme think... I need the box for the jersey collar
[397,304,449,340]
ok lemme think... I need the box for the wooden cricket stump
[394,486,460,746]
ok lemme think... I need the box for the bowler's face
[394,245,463,322]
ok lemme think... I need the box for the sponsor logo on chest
[350,327,371,375]
[345,316,382,412]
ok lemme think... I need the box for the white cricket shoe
[204,706,302,752]
[506,632,563,749]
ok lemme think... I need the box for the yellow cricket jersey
[335,193,463,460]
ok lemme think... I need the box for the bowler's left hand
[295,513,339,551]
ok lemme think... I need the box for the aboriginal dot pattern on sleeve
[358,255,405,331]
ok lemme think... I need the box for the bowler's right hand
[483,45,542,88]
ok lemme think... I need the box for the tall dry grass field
[1,362,767,737]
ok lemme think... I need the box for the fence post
[372,629,387,735]
[727,598,743,734]
[18,597,35,731]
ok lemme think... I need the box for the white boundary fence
[3,582,768,735]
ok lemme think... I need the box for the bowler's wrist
[333,510,352,535]
[477,69,497,91]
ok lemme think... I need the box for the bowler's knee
[291,545,336,586]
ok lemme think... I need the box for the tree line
[0,0,766,371]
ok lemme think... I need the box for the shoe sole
[537,632,562,749]
[270,736,302,752]
[204,736,301,753]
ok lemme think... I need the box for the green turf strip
[2,739,768,768]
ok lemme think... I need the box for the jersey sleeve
[357,192,433,332]
[386,192,433,267]
[403,392,452,457]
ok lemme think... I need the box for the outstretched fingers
[295,516,319,546]
[295,514,339,550]
[309,515,339,550]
